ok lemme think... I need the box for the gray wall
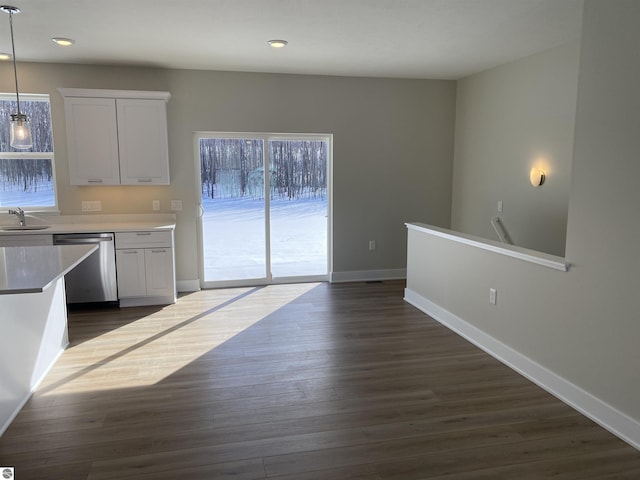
[0,65,456,284]
[451,41,580,256]
[407,0,640,439]
[561,0,640,418]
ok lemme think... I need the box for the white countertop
[0,213,176,236]
[0,244,98,294]
[0,222,176,235]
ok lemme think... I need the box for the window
[0,93,56,209]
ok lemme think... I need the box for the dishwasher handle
[53,235,114,245]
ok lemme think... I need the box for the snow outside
[201,137,328,282]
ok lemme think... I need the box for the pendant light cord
[8,9,21,116]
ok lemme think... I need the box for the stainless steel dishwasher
[52,233,118,304]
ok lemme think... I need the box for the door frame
[194,131,333,289]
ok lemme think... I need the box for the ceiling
[2,0,583,80]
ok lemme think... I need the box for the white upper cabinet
[60,89,171,186]
[117,98,170,185]
[64,97,120,185]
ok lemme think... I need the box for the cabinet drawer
[0,234,53,247]
[115,231,172,248]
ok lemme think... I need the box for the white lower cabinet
[144,248,175,297]
[115,248,147,297]
[115,231,176,306]
[0,234,53,246]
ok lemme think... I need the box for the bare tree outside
[270,140,327,200]
[0,99,54,153]
[0,97,55,207]
[200,138,327,200]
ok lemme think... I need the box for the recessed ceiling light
[267,39,288,48]
[52,37,75,46]
[0,52,11,60]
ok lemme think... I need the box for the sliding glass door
[199,137,266,282]
[269,139,328,278]
[197,133,331,288]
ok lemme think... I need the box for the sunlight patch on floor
[37,283,320,395]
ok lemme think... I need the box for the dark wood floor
[1,280,639,479]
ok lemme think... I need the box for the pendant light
[1,5,32,150]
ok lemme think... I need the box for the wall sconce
[267,39,288,48]
[530,168,545,187]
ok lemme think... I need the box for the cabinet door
[115,249,146,298]
[64,97,120,185]
[144,248,175,297]
[117,99,170,185]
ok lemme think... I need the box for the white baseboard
[179,273,405,289]
[330,269,406,283]
[176,279,200,293]
[404,287,640,451]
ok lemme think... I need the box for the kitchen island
[0,244,97,436]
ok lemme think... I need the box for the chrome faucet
[8,207,25,226]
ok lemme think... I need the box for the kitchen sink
[0,225,51,231]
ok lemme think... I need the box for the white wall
[452,41,580,256]
[406,0,640,447]
[0,65,456,284]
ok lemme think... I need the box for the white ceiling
[3,0,583,80]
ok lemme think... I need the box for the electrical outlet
[497,200,503,213]
[489,288,497,305]
[81,200,102,212]
[369,240,376,251]
[171,199,183,211]
[152,200,160,211]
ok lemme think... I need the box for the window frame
[0,93,58,212]
[194,131,333,288]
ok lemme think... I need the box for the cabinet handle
[137,178,152,183]
[121,250,138,254]
[150,249,166,253]
[136,232,152,236]
[88,179,103,183]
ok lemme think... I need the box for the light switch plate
[171,200,183,211]
[152,200,160,211]
[489,288,497,305]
